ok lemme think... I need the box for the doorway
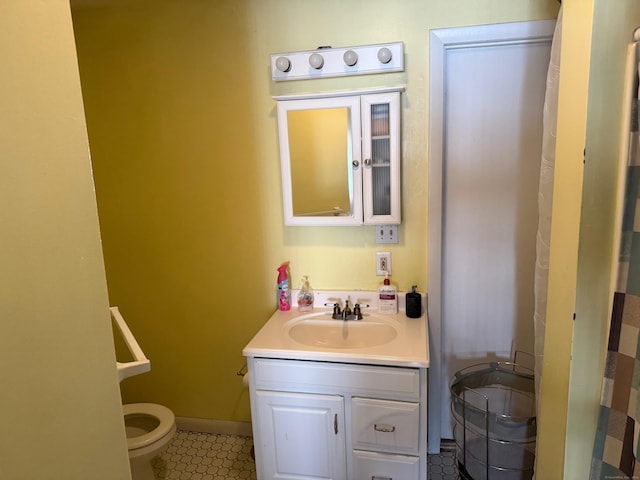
[427,20,556,451]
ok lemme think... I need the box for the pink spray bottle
[276,262,291,311]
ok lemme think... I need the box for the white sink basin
[286,314,398,349]
[243,290,429,367]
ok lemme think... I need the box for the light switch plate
[375,225,398,244]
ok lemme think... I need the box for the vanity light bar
[270,42,404,82]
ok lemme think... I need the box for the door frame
[427,20,556,452]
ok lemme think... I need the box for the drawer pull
[334,414,338,435]
[372,477,392,480]
[374,423,396,433]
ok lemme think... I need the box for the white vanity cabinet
[247,357,427,480]
[275,88,402,226]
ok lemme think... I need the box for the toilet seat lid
[123,403,175,450]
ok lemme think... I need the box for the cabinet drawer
[351,397,420,454]
[253,358,420,400]
[352,449,419,480]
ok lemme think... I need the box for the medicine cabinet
[275,87,402,226]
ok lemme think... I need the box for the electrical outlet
[376,225,398,244]
[376,252,392,276]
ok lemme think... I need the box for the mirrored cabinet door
[361,92,401,225]
[276,95,363,226]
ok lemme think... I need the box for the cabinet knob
[352,160,360,168]
[364,158,372,166]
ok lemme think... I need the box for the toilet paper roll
[242,372,250,387]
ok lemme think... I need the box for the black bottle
[406,285,422,318]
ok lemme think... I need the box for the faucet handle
[325,302,341,317]
[353,303,370,320]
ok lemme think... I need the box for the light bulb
[309,53,324,69]
[377,47,392,64]
[343,50,358,67]
[275,56,291,73]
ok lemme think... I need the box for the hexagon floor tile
[152,430,459,479]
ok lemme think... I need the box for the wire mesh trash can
[450,354,536,480]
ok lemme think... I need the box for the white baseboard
[175,417,252,437]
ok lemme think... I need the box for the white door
[255,390,346,480]
[428,21,555,444]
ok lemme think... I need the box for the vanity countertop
[243,290,429,368]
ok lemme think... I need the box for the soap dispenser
[378,273,397,314]
[406,285,422,318]
[297,276,314,312]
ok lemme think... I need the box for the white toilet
[110,307,177,480]
[123,403,176,480]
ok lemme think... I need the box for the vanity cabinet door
[254,390,346,480]
[361,92,401,225]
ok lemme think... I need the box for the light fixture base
[270,42,404,82]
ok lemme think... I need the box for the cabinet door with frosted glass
[361,92,401,225]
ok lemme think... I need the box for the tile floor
[152,430,459,479]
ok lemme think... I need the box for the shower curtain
[534,6,562,408]
[590,30,640,480]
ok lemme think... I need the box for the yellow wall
[536,2,640,478]
[71,0,558,425]
[0,1,131,478]
[535,2,594,476]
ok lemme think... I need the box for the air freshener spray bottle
[276,263,291,311]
